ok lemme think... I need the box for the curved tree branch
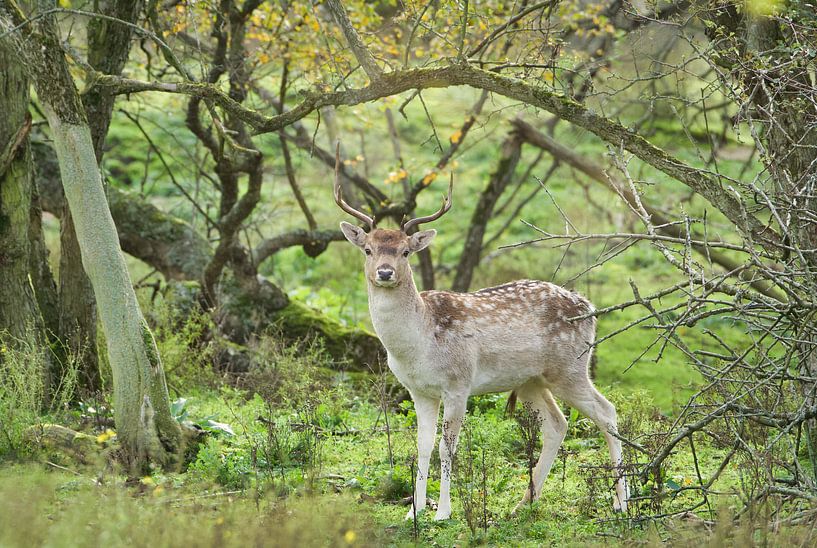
[81,63,780,248]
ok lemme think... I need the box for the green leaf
[203,419,235,436]
[171,398,189,422]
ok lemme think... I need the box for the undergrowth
[0,330,78,459]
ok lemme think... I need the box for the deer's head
[334,145,452,289]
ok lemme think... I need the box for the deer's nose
[377,268,395,281]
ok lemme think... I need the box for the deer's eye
[365,248,372,256]
[402,250,410,257]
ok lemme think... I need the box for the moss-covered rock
[272,300,385,372]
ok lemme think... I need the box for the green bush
[188,437,253,489]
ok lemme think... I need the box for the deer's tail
[505,391,518,417]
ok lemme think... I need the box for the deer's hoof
[433,509,451,521]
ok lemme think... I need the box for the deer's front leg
[406,394,440,521]
[435,395,467,521]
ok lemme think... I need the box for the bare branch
[511,118,786,302]
[254,229,346,264]
[402,173,454,233]
[333,142,375,229]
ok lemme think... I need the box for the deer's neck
[367,277,428,358]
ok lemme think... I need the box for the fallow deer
[334,149,628,520]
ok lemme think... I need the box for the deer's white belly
[470,346,546,394]
[387,352,444,396]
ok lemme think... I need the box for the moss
[272,300,385,372]
[141,321,161,370]
[23,424,100,464]
[163,279,383,371]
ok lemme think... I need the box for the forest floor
[2,331,814,547]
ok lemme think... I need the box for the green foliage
[188,437,253,489]
[0,331,78,458]
[374,465,413,501]
[149,297,218,390]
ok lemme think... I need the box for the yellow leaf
[449,129,463,144]
[344,530,357,544]
[421,172,437,186]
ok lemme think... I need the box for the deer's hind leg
[555,378,628,512]
[512,378,568,514]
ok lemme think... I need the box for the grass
[0,465,382,547]
[1,381,805,547]
[0,302,808,546]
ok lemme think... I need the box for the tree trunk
[3,2,184,470]
[451,132,523,292]
[58,211,98,391]
[44,103,182,472]
[0,36,43,344]
[27,171,59,338]
[56,0,144,394]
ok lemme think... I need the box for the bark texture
[0,35,42,342]
[58,0,145,393]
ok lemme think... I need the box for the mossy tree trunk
[1,1,183,471]
[58,0,144,394]
[0,35,42,343]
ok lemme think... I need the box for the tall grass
[0,330,78,458]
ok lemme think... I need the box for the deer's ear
[409,229,436,252]
[340,221,368,248]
